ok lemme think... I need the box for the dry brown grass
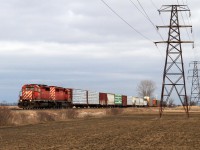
[106,108,124,115]
[0,106,13,126]
[66,109,79,119]
[82,113,94,119]
[1,106,200,127]
[37,112,56,122]
[1,112,200,150]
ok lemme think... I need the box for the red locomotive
[18,84,72,109]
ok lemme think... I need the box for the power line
[176,0,196,63]
[181,0,185,4]
[150,0,158,10]
[180,0,192,26]
[177,0,192,42]
[129,0,164,41]
[136,0,150,19]
[150,0,166,27]
[101,0,153,42]
[101,0,165,59]
[129,0,166,57]
[185,0,188,5]
[129,0,146,18]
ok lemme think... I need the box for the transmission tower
[188,61,200,104]
[155,5,194,118]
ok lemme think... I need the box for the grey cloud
[0,0,198,103]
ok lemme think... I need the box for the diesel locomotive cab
[18,84,73,109]
[18,84,41,109]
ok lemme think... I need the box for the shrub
[0,106,13,126]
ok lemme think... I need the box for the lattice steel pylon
[188,61,200,104]
[155,5,194,118]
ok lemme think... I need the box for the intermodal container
[99,93,107,106]
[127,96,133,106]
[134,97,144,106]
[88,91,99,105]
[122,95,127,106]
[132,97,137,105]
[139,98,145,106]
[114,94,122,105]
[143,100,148,107]
[107,93,115,105]
[152,99,157,106]
[134,97,139,106]
[72,89,87,105]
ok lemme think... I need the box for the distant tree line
[0,101,17,106]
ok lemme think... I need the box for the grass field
[0,109,200,150]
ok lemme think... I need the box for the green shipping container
[114,94,122,105]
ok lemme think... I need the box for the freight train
[18,84,159,109]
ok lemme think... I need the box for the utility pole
[188,61,200,105]
[155,5,194,118]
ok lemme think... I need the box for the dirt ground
[1,110,200,150]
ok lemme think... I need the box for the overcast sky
[0,0,199,103]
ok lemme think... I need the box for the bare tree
[136,80,156,98]
[168,98,175,107]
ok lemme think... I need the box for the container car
[72,89,88,107]
[147,99,160,107]
[99,92,107,106]
[114,94,122,106]
[133,97,148,107]
[107,93,115,106]
[122,95,127,107]
[127,96,133,106]
[88,91,99,107]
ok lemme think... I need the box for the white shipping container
[132,97,137,105]
[127,96,133,106]
[134,98,140,106]
[72,89,87,104]
[139,98,144,106]
[107,93,115,105]
[143,100,148,106]
[134,97,144,106]
[88,91,99,105]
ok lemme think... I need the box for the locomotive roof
[25,84,48,87]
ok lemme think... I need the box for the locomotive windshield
[26,87,34,91]
[19,91,22,96]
